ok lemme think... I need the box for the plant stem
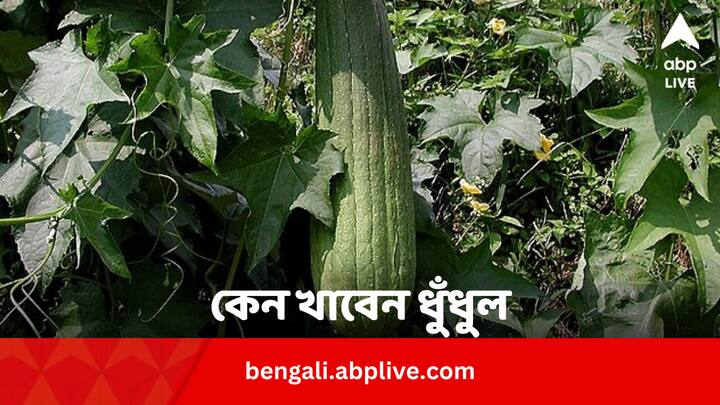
[713,13,720,82]
[495,158,509,209]
[164,0,174,43]
[0,207,65,228]
[275,0,297,112]
[218,232,246,338]
[223,235,245,293]
[653,8,663,68]
[105,268,116,322]
[561,86,571,140]
[0,123,9,162]
[87,126,132,190]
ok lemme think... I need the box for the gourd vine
[0,0,717,337]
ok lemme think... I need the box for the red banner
[0,339,716,404]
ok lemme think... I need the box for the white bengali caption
[211,276,511,338]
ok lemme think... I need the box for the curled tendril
[140,259,184,322]
[125,93,186,323]
[126,101,228,322]
[0,218,61,336]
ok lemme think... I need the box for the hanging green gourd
[310,0,417,337]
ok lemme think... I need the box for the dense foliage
[0,0,719,337]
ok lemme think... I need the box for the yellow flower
[488,18,507,36]
[470,200,491,214]
[535,134,554,161]
[460,179,482,196]
[540,134,554,153]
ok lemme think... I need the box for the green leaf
[414,193,457,279]
[627,160,720,310]
[291,125,345,225]
[587,63,720,203]
[8,154,73,287]
[461,95,544,182]
[419,90,488,145]
[62,0,283,87]
[177,0,283,82]
[478,68,516,90]
[85,18,138,68]
[518,11,638,97]
[66,190,132,278]
[52,283,119,337]
[111,16,255,172]
[60,0,164,31]
[1,31,126,182]
[0,109,70,208]
[452,239,542,298]
[411,147,438,205]
[419,90,544,183]
[438,237,535,335]
[0,0,47,35]
[182,180,248,223]
[3,107,138,287]
[0,30,45,115]
[191,104,343,270]
[396,43,447,75]
[569,210,702,337]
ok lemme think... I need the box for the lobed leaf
[568,211,704,337]
[1,31,126,194]
[587,62,720,204]
[191,104,344,270]
[518,11,638,97]
[627,160,720,310]
[65,191,132,279]
[111,16,255,172]
[419,90,544,182]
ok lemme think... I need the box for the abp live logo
[661,14,701,90]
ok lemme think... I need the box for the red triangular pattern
[83,376,121,405]
[0,340,40,369]
[143,376,172,405]
[164,340,205,370]
[85,339,121,369]
[46,340,98,370]
[107,341,158,370]
[104,357,160,404]
[0,339,207,404]
[163,356,199,392]
[142,339,179,370]
[44,356,99,404]
[26,339,59,369]
[24,375,60,405]
[0,356,38,405]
